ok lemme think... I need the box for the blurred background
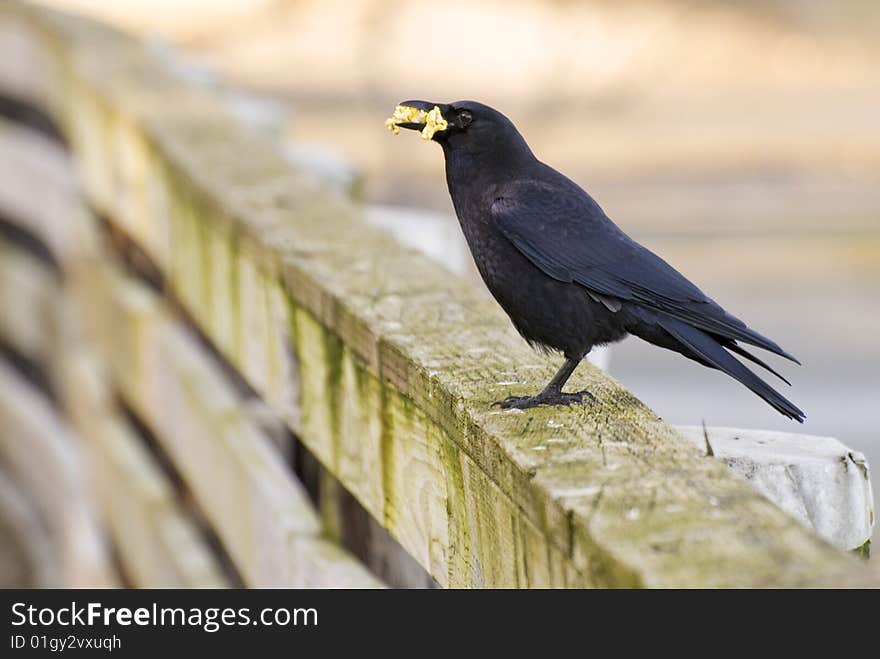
[26,0,880,511]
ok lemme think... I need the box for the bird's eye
[458,110,473,128]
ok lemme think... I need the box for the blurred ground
[35,0,880,511]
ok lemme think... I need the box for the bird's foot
[493,389,596,410]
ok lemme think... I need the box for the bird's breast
[448,192,627,357]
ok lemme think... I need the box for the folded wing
[490,180,800,365]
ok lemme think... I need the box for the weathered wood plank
[57,345,228,588]
[0,240,58,362]
[313,465,438,588]
[0,359,116,587]
[0,116,85,379]
[0,117,79,262]
[0,85,380,588]
[73,258,381,587]
[0,14,54,109]
[0,469,59,587]
[3,0,876,587]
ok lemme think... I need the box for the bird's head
[386,100,533,161]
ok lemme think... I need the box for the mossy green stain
[196,212,212,326]
[852,539,871,559]
[379,391,410,530]
[322,329,344,475]
[439,426,466,586]
[228,231,241,363]
[264,278,282,397]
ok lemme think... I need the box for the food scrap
[384,105,425,135]
[385,104,448,140]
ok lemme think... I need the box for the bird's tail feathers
[659,318,805,422]
[719,339,791,386]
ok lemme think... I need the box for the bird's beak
[385,100,451,140]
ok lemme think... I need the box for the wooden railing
[0,1,875,587]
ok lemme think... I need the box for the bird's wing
[490,180,799,363]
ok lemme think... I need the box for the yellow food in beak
[384,105,425,134]
[385,105,449,140]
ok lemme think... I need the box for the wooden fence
[0,0,875,587]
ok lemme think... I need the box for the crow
[388,100,805,422]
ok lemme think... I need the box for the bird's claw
[492,390,596,410]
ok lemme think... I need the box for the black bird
[390,100,805,422]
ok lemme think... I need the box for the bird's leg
[493,356,596,410]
